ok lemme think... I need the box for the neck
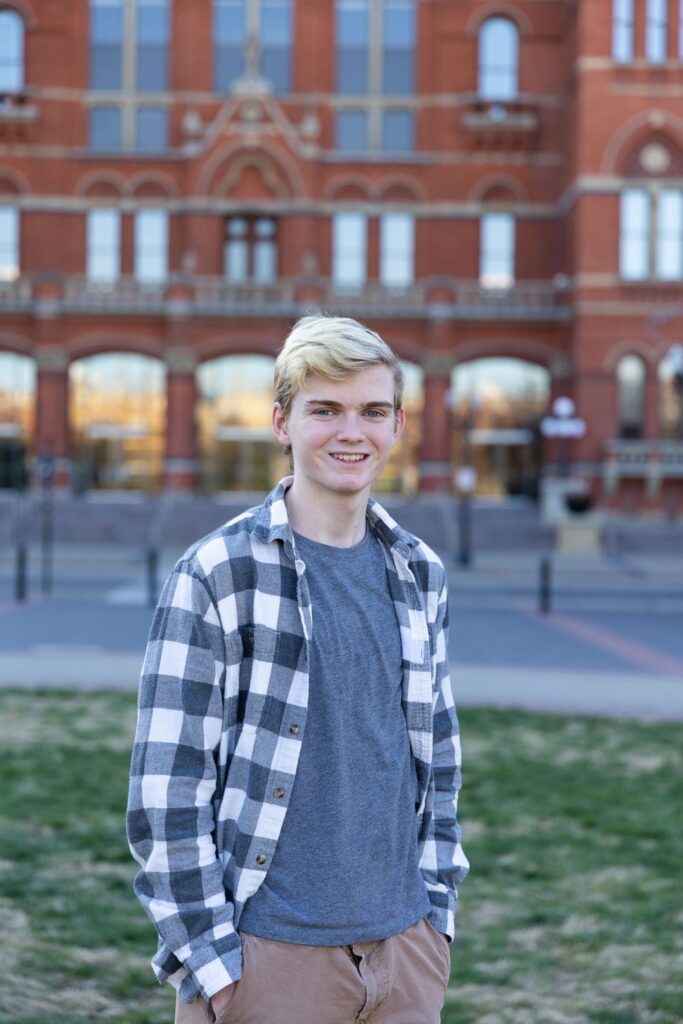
[284,479,369,547]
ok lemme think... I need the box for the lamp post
[450,394,480,568]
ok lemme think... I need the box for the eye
[365,409,388,418]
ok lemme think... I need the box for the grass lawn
[0,691,681,1024]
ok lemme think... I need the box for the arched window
[658,346,683,439]
[478,17,519,101]
[0,351,34,489]
[616,354,646,439]
[0,9,24,92]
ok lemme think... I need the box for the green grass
[0,692,681,1023]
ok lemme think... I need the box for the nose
[335,412,365,442]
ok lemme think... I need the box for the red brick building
[0,0,682,511]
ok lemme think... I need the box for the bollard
[539,556,551,614]
[15,543,27,602]
[147,547,159,608]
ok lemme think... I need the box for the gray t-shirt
[239,526,431,944]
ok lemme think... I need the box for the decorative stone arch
[324,175,373,201]
[374,176,426,202]
[454,337,557,369]
[75,171,126,199]
[196,335,280,364]
[465,3,532,37]
[471,174,528,204]
[197,139,303,199]
[0,0,37,29]
[127,171,181,199]
[604,339,657,371]
[0,168,29,196]
[0,331,33,356]
[602,111,683,177]
[65,332,165,364]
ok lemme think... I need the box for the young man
[127,315,469,1024]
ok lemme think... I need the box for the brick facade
[0,0,682,510]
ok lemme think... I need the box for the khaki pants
[174,915,450,1024]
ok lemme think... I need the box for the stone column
[419,351,454,493]
[164,347,199,492]
[35,347,70,489]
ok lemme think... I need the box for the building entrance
[451,357,549,499]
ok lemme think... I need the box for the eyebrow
[303,399,394,410]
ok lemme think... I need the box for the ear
[272,402,290,445]
[392,407,406,445]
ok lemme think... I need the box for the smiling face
[272,365,405,503]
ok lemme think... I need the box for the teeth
[332,454,366,462]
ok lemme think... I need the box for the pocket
[422,917,451,983]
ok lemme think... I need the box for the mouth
[329,453,369,463]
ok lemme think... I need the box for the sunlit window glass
[70,353,166,491]
[0,353,34,490]
[253,218,277,283]
[478,18,518,101]
[197,355,285,492]
[336,0,370,95]
[87,209,120,282]
[332,212,367,290]
[0,206,19,282]
[135,107,168,150]
[381,109,413,151]
[612,0,634,62]
[90,0,123,90]
[645,0,667,63]
[89,106,122,150]
[134,209,168,283]
[619,189,650,280]
[656,189,683,280]
[0,10,24,92]
[214,0,246,92]
[380,213,414,288]
[336,110,368,151]
[261,0,292,93]
[617,355,646,438]
[136,0,170,91]
[480,212,515,289]
[382,0,414,95]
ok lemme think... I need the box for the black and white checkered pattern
[127,477,468,1003]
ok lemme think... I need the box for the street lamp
[449,394,480,568]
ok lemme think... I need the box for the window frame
[134,208,169,285]
[213,0,293,94]
[477,16,519,101]
[619,185,683,283]
[479,211,516,290]
[0,8,25,93]
[379,211,414,288]
[612,0,635,63]
[0,205,20,282]
[86,208,121,282]
[223,215,278,283]
[332,211,368,291]
[645,0,667,63]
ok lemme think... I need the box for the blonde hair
[274,315,404,418]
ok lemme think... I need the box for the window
[335,110,369,151]
[135,107,168,150]
[89,0,171,151]
[214,0,292,93]
[659,347,683,439]
[134,209,168,283]
[332,212,367,290]
[478,18,519,101]
[224,217,277,283]
[645,0,667,62]
[620,187,683,281]
[87,209,120,282]
[612,0,634,62]
[0,9,25,92]
[479,212,515,289]
[335,0,415,153]
[656,189,683,279]
[90,0,123,90]
[616,355,646,439]
[89,106,122,151]
[381,109,413,152]
[380,213,414,287]
[0,206,19,281]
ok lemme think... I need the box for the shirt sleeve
[126,559,242,1003]
[421,571,470,942]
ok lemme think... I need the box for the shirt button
[273,788,285,799]
[255,853,267,865]
[289,724,300,735]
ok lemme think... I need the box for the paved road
[1,586,681,719]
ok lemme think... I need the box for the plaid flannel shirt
[127,476,469,1004]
